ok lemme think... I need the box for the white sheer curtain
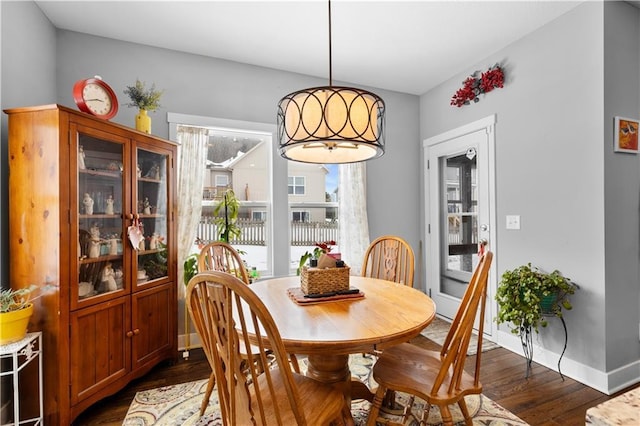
[338,162,370,275]
[176,125,208,299]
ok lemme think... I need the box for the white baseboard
[496,330,640,395]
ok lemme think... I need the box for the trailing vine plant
[495,263,577,378]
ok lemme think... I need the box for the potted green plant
[123,79,163,133]
[0,285,37,344]
[495,263,577,377]
[183,253,199,287]
[297,240,336,275]
[213,189,241,243]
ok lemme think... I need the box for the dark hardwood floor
[73,336,639,425]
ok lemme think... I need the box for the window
[252,210,267,221]
[291,210,310,222]
[168,114,273,276]
[288,176,305,195]
[287,163,338,273]
[169,112,338,278]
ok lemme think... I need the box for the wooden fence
[197,216,339,246]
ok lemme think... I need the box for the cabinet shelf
[79,214,123,220]
[138,248,165,256]
[80,168,121,179]
[138,177,162,184]
[79,254,123,264]
[138,214,164,219]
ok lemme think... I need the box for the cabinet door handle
[133,328,140,335]
[126,331,134,338]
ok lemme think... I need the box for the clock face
[73,77,118,120]
[83,83,113,116]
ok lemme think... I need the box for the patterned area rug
[124,354,527,426]
[421,317,500,355]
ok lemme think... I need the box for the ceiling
[35,0,583,95]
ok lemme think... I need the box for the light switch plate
[506,215,521,230]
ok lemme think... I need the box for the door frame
[423,115,497,338]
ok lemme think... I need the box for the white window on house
[288,176,305,195]
[252,210,267,221]
[215,174,229,187]
[291,210,310,222]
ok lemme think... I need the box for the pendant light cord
[328,0,333,87]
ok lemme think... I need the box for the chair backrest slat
[361,235,415,287]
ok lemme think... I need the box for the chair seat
[372,341,482,405]
[251,369,345,424]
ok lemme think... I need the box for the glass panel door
[135,148,170,286]
[76,131,127,304]
[425,125,494,326]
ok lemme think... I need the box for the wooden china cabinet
[5,104,178,425]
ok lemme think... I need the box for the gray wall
[1,1,57,286]
[603,1,640,373]
[1,2,421,283]
[420,1,639,391]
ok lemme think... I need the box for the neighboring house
[285,160,329,223]
[204,140,330,222]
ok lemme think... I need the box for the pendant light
[277,0,385,164]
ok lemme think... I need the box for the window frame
[291,210,311,223]
[168,112,288,278]
[288,176,306,195]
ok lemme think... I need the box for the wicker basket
[300,266,350,295]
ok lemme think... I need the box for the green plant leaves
[495,263,576,336]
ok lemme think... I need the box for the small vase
[136,109,151,134]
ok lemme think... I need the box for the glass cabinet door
[76,130,127,304]
[134,147,170,287]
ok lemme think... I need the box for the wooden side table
[0,332,43,426]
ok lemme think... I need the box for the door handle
[478,239,488,255]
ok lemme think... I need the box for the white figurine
[83,193,94,215]
[105,195,115,215]
[144,163,160,180]
[101,263,117,292]
[149,233,159,250]
[78,145,86,170]
[143,197,151,215]
[136,164,142,178]
[139,236,146,251]
[109,238,118,255]
[88,240,101,258]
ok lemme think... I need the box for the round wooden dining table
[248,275,436,415]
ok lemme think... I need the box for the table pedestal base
[306,354,375,426]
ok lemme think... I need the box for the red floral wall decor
[450,64,505,107]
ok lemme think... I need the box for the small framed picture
[614,116,639,153]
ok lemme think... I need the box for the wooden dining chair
[195,241,300,413]
[186,271,349,425]
[198,241,250,284]
[366,251,493,426]
[361,235,415,287]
